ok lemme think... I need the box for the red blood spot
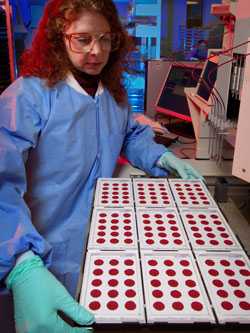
[109,269,119,275]
[124,259,134,266]
[110,238,119,244]
[92,279,102,287]
[109,259,119,266]
[217,227,225,232]
[235,260,245,267]
[111,225,118,230]
[210,214,218,219]
[186,214,194,218]
[145,232,153,238]
[224,240,233,245]
[239,302,250,310]
[240,269,250,276]
[155,214,162,218]
[168,279,178,287]
[158,232,167,238]
[172,302,184,311]
[207,233,215,238]
[166,269,176,276]
[220,260,230,266]
[91,289,101,298]
[97,237,105,243]
[198,214,206,219]
[149,269,159,276]
[217,290,228,298]
[148,260,158,266]
[152,290,163,298]
[157,226,166,232]
[182,269,192,276]
[168,220,176,225]
[224,269,235,276]
[220,233,229,238]
[108,279,118,287]
[125,269,134,276]
[185,279,196,287]
[98,219,107,224]
[212,279,224,287]
[93,269,103,276]
[171,290,182,298]
[108,290,118,298]
[191,301,203,311]
[124,279,135,287]
[124,232,132,237]
[191,226,199,232]
[124,225,131,231]
[153,302,165,311]
[89,301,101,310]
[155,220,164,225]
[193,233,202,238]
[196,239,205,245]
[205,260,215,266]
[228,279,240,287]
[94,259,104,266]
[180,260,190,267]
[208,269,219,276]
[125,301,136,310]
[144,226,152,231]
[124,219,131,224]
[160,239,169,245]
[170,226,178,231]
[163,260,174,266]
[245,279,250,287]
[107,301,118,310]
[146,239,154,245]
[234,290,245,298]
[221,301,233,310]
[99,213,107,217]
[98,225,106,230]
[125,289,136,298]
[111,219,119,224]
[204,227,212,232]
[142,214,150,218]
[174,239,183,245]
[111,232,119,237]
[172,232,180,238]
[97,231,105,237]
[124,238,133,244]
[210,240,219,246]
[151,279,161,287]
[189,290,200,298]
[200,220,209,225]
[213,220,222,225]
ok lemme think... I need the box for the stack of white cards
[80,178,250,325]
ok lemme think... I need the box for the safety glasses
[64,32,120,53]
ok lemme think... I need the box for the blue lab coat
[0,74,167,330]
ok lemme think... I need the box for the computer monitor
[196,58,218,102]
[195,50,221,104]
[155,63,203,122]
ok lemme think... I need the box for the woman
[0,0,202,332]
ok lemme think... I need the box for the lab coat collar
[66,72,104,96]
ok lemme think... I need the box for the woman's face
[64,10,111,75]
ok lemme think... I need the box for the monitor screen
[156,64,202,122]
[196,59,218,101]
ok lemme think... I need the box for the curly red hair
[19,0,135,105]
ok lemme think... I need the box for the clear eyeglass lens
[69,33,119,52]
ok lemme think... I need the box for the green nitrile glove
[158,151,204,180]
[6,255,95,333]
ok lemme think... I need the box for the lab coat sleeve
[122,114,169,176]
[0,78,51,285]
